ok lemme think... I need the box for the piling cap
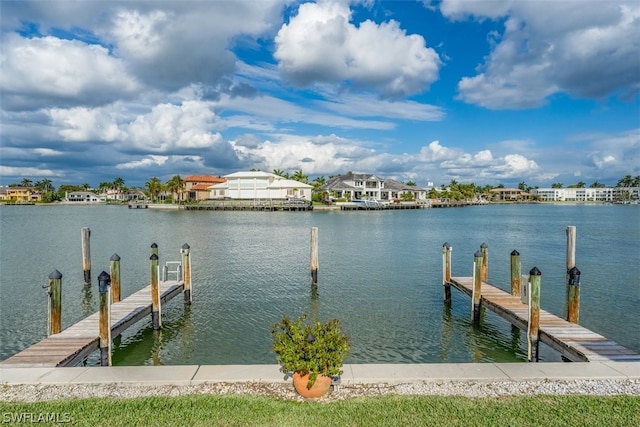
[151,243,158,248]
[49,269,63,279]
[110,253,121,261]
[480,242,488,249]
[98,271,111,293]
[442,242,450,248]
[182,243,190,250]
[474,250,483,258]
[511,249,520,256]
[529,266,542,276]
[150,253,159,260]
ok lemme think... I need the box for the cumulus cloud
[124,101,224,152]
[49,107,127,142]
[275,1,441,98]
[443,0,640,109]
[0,34,140,111]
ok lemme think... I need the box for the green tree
[145,177,163,203]
[617,175,633,187]
[20,178,33,187]
[552,182,563,188]
[273,169,284,177]
[165,175,184,204]
[405,180,416,186]
[292,169,309,184]
[589,181,605,188]
[632,176,640,187]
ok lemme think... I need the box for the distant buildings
[0,186,42,202]
[321,173,426,201]
[530,187,639,202]
[208,171,312,200]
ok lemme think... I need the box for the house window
[354,181,362,187]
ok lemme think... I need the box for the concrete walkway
[1,362,638,386]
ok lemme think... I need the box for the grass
[1,394,639,426]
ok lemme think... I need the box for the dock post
[310,227,319,286]
[480,242,488,281]
[98,271,112,366]
[528,267,541,362]
[47,270,63,336]
[565,226,578,322]
[181,243,192,305]
[110,254,121,303]
[566,266,581,323]
[151,242,158,258]
[472,250,483,323]
[510,250,521,297]
[442,242,452,304]
[81,227,91,286]
[150,253,161,330]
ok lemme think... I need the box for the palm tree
[292,169,309,184]
[617,175,633,187]
[20,178,33,187]
[633,176,640,187]
[576,181,586,188]
[145,177,162,203]
[552,182,563,188]
[165,175,184,204]
[273,169,284,177]
[589,181,605,188]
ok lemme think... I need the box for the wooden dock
[1,280,185,367]
[447,276,640,362]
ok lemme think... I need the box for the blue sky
[0,0,638,189]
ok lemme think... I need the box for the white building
[65,191,106,203]
[208,171,313,200]
[531,187,638,202]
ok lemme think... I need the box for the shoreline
[2,362,639,402]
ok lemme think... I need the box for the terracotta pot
[292,372,332,398]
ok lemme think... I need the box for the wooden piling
[567,266,581,323]
[151,242,158,257]
[47,270,63,336]
[480,242,488,281]
[150,253,161,329]
[81,227,91,286]
[442,242,452,304]
[110,254,121,303]
[565,226,579,323]
[472,250,483,323]
[510,250,521,297]
[98,271,112,366]
[181,243,192,304]
[310,227,319,286]
[528,267,541,362]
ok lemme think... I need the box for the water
[1,204,638,365]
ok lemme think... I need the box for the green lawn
[1,394,639,426]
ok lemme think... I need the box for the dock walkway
[1,280,184,367]
[448,277,640,362]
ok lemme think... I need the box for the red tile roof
[191,183,216,191]
[183,175,226,183]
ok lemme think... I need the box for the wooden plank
[448,276,638,362]
[1,280,184,367]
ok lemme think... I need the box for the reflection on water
[1,204,638,365]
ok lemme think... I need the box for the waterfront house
[65,191,105,203]
[490,188,530,201]
[321,174,426,202]
[0,186,42,202]
[184,175,226,201]
[208,171,312,200]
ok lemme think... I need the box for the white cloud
[49,107,127,142]
[0,34,140,111]
[125,101,224,152]
[275,1,441,98]
[444,0,640,109]
[0,166,62,177]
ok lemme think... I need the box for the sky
[0,0,638,189]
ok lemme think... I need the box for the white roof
[223,171,278,179]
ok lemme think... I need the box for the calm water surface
[1,204,638,365]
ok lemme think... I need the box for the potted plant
[271,314,350,398]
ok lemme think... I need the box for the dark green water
[1,204,638,365]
